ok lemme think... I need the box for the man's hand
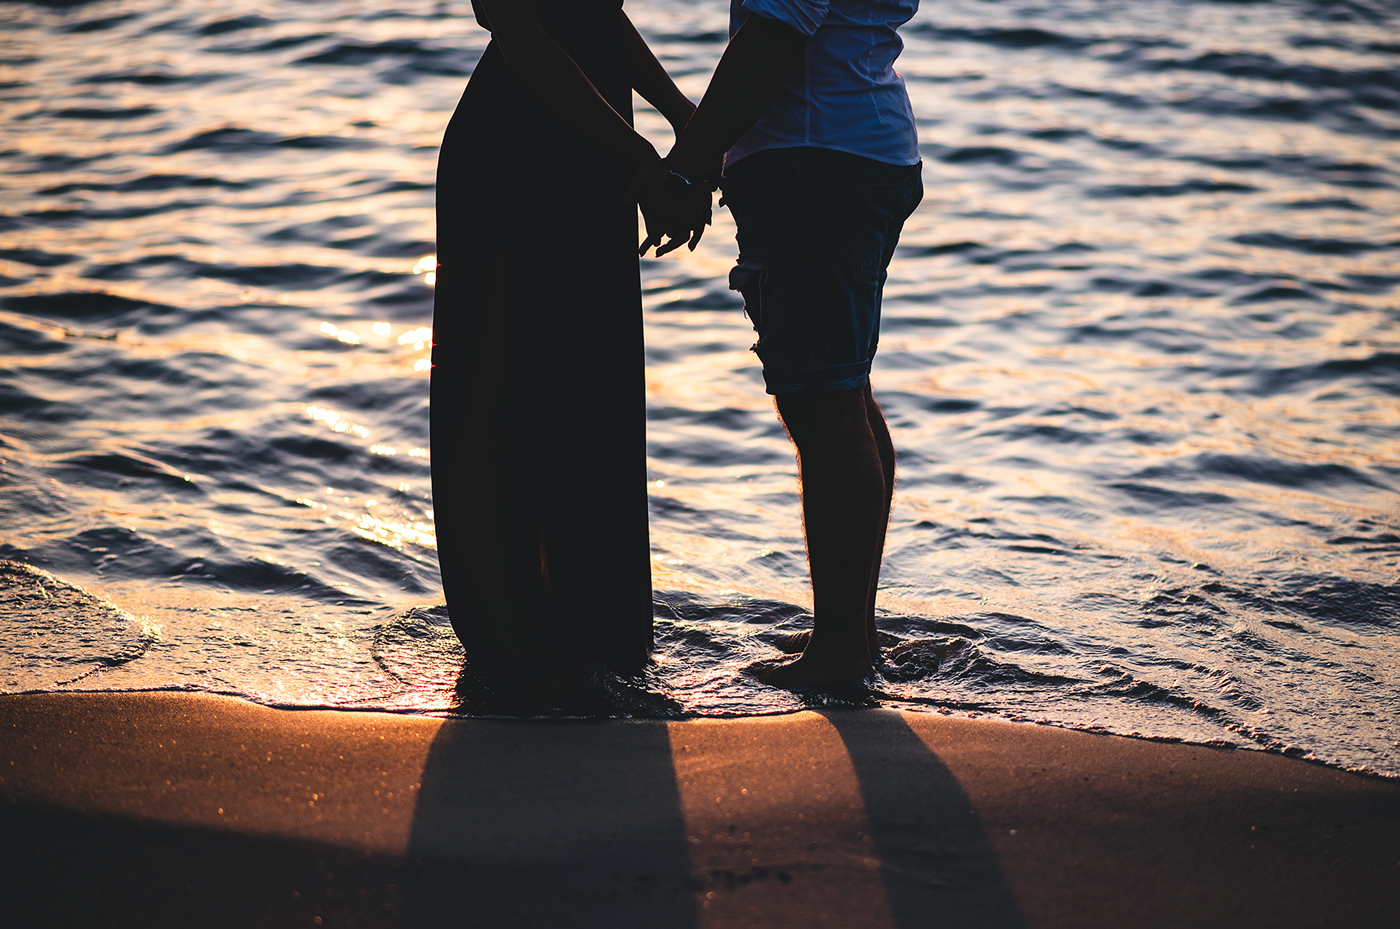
[633,159,712,257]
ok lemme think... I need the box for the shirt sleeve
[740,0,830,37]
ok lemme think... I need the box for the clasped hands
[634,158,715,258]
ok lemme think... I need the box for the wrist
[658,163,699,199]
[666,150,717,189]
[630,136,661,172]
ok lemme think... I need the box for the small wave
[1231,231,1394,256]
[652,288,743,311]
[372,603,462,689]
[1188,153,1393,187]
[165,127,374,154]
[1108,482,1235,510]
[898,239,1095,269]
[1088,667,1232,721]
[187,260,356,289]
[298,38,443,66]
[2,291,174,324]
[1229,284,1323,304]
[1243,351,1400,397]
[1274,197,1369,211]
[978,422,1102,446]
[909,24,1098,51]
[0,380,76,422]
[1086,180,1256,198]
[57,451,201,491]
[41,173,257,194]
[30,105,160,121]
[0,561,154,690]
[1089,276,1209,298]
[1139,453,1389,492]
[85,69,224,86]
[294,39,478,80]
[60,13,138,34]
[932,144,1022,166]
[197,15,273,37]
[10,525,384,602]
[1138,50,1400,98]
[209,34,332,55]
[1269,577,1400,630]
[0,246,77,267]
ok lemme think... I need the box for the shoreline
[20,679,1398,782]
[3,691,1397,927]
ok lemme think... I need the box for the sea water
[0,0,1396,776]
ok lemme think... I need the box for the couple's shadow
[401,687,1026,928]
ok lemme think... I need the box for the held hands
[633,158,714,258]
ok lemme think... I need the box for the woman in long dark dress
[431,0,697,669]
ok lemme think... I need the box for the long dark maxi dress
[430,0,652,669]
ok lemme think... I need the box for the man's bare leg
[864,385,894,662]
[771,385,891,663]
[759,385,890,687]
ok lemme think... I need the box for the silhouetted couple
[431,0,921,689]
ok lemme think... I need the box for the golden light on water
[413,255,438,286]
[352,512,436,550]
[399,326,433,349]
[306,405,370,439]
[300,405,437,555]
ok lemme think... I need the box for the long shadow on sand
[825,709,1027,928]
[401,711,700,928]
[400,695,1027,927]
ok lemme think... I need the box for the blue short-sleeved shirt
[726,0,921,169]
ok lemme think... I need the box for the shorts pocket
[728,254,766,328]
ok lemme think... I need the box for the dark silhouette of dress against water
[431,0,652,669]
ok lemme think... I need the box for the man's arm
[668,13,807,180]
[638,12,808,256]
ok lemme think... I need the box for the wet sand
[2,692,1395,928]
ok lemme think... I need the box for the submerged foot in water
[749,648,874,691]
[771,628,885,663]
[772,630,811,654]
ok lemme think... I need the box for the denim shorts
[721,147,923,395]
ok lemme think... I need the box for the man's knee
[776,385,873,448]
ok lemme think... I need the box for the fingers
[644,219,707,257]
[654,234,687,258]
[640,229,689,258]
[638,191,712,258]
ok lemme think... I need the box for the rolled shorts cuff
[762,360,871,395]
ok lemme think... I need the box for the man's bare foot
[772,630,811,654]
[771,629,885,663]
[749,651,874,690]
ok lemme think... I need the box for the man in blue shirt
[641,0,922,688]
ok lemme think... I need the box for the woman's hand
[633,159,712,257]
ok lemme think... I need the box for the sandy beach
[2,692,1395,928]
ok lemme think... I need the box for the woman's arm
[618,11,696,135]
[476,0,658,171]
